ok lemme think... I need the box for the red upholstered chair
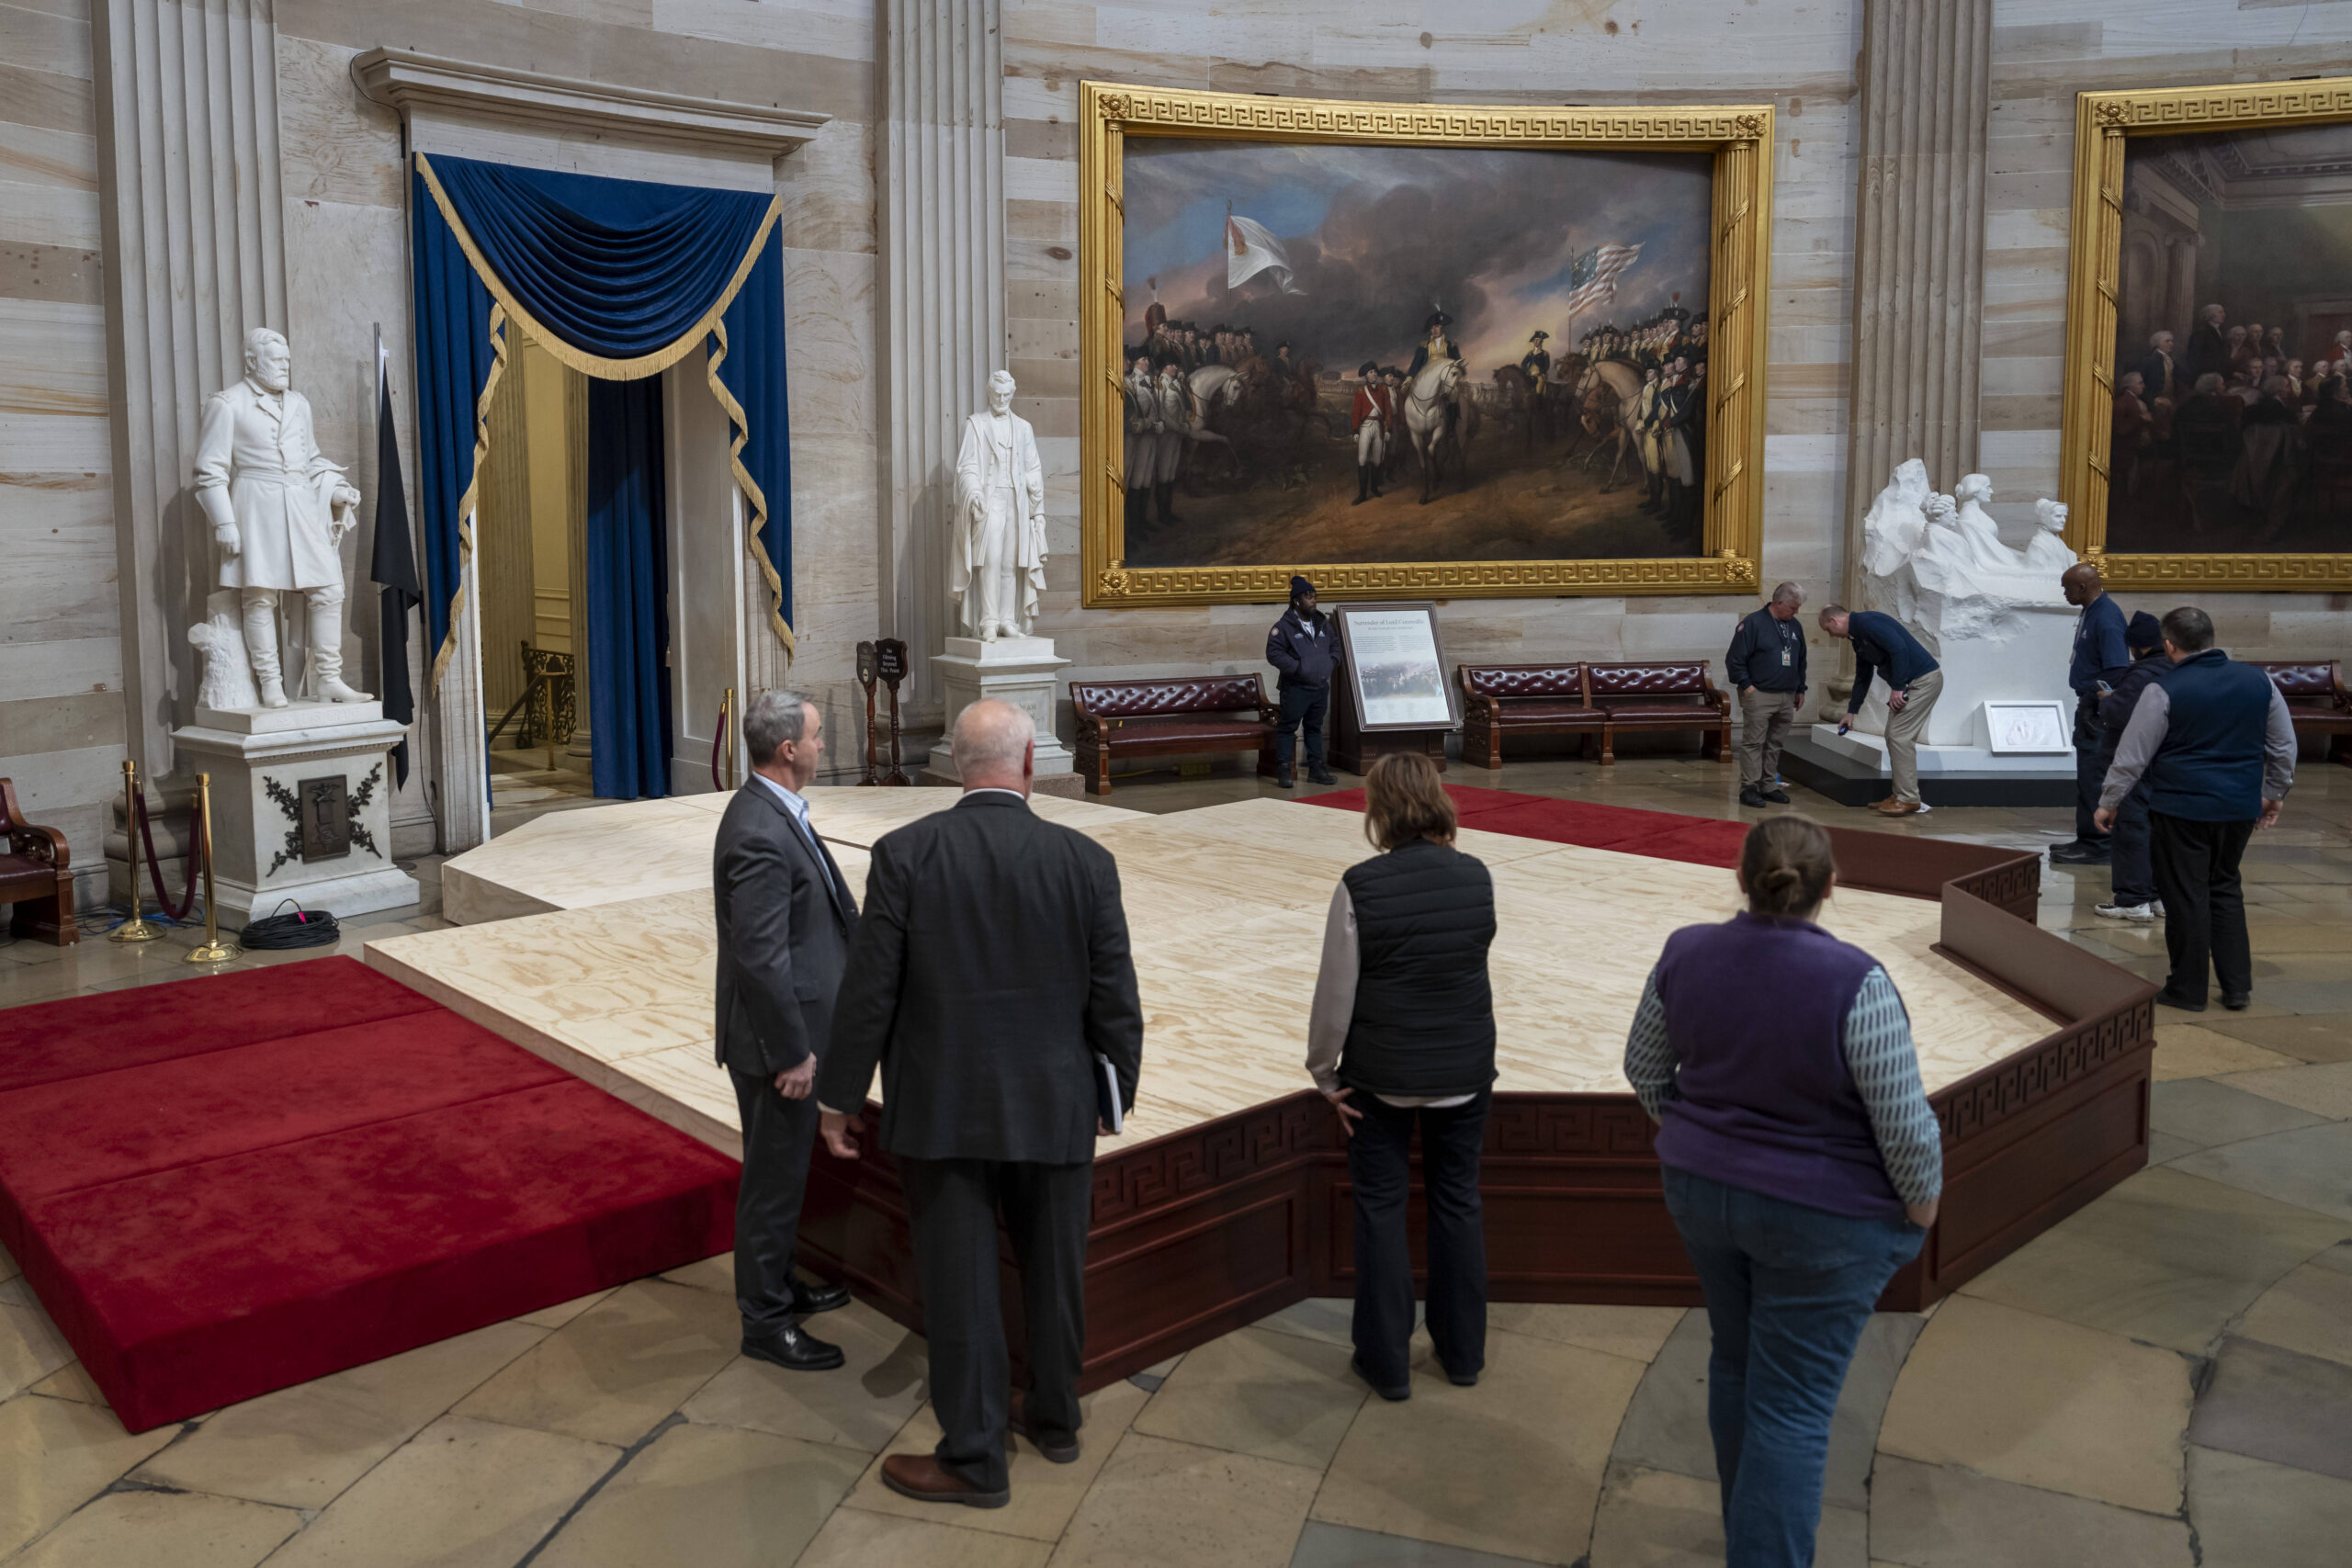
[1,777,78,945]
[1069,674,1279,795]
[1583,661,1733,766]
[2248,660,2352,765]
[1457,662,1603,770]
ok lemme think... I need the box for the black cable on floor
[239,900,342,950]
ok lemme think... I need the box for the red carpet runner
[0,958,737,1431]
[1303,784,1751,867]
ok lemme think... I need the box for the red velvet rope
[133,790,200,921]
[710,703,729,792]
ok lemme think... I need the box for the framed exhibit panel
[1077,84,1775,609]
[1984,700,2069,754]
[2062,79,2352,592]
[1332,602,1459,733]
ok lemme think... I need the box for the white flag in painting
[1226,214,1304,295]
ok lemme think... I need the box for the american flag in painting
[1563,243,1642,320]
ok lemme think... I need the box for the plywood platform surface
[373,798,2052,1152]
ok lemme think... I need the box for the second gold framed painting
[1077,85,1774,609]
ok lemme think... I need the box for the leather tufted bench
[2248,660,2352,764]
[1069,674,1279,795]
[1459,663,1605,770]
[1586,661,1732,765]
[0,777,77,945]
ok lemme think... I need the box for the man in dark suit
[818,700,1144,1509]
[714,689,858,1372]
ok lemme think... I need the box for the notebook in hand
[1094,1053,1125,1134]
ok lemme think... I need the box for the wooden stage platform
[367,790,2157,1392]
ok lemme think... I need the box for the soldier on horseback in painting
[1521,331,1554,448]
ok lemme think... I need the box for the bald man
[818,700,1144,1509]
[2055,562,2132,864]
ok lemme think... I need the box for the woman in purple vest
[1306,753,1498,1402]
[1623,815,1941,1568]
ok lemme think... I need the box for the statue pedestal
[172,701,420,925]
[923,637,1077,784]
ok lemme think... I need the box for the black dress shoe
[1351,1354,1409,1403]
[1738,786,1767,808]
[2154,987,2207,1013]
[791,1278,852,1314]
[2222,991,2252,1011]
[1443,1365,1480,1388]
[1275,769,1295,789]
[1307,766,1338,785]
[741,1322,845,1371]
[1762,788,1792,805]
[2049,841,2111,865]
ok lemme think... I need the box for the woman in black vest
[1305,752,1498,1400]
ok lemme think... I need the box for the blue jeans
[1661,1165,1925,1568]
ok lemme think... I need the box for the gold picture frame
[1077,83,1774,609]
[2061,79,2352,592]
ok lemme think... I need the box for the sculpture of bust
[191,328,370,708]
[951,370,1047,640]
[2024,496,2077,574]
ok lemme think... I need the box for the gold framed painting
[1076,84,1774,609]
[2061,79,2352,592]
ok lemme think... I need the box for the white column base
[925,636,1076,781]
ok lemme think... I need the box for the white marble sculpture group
[187,328,373,713]
[1849,460,2081,745]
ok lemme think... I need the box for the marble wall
[995,0,1870,696]
[1983,0,2352,660]
[0,0,122,906]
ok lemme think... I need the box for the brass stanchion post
[185,772,237,965]
[109,757,163,943]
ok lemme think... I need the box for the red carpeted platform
[1303,784,1750,867]
[0,958,738,1431]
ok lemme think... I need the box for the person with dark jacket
[1726,581,1810,807]
[2093,611,2170,921]
[2052,563,2134,864]
[1819,605,1942,816]
[2097,606,2298,1012]
[1306,752,1498,1401]
[1623,814,1941,1568]
[1267,575,1339,788]
[818,700,1145,1508]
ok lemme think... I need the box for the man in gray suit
[715,689,858,1371]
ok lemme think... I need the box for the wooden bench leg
[1082,748,1111,795]
[1600,725,1616,765]
[8,883,77,945]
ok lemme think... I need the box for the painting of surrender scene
[2106,121,2352,554]
[1117,139,1715,569]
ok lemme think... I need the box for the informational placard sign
[1341,607,1454,728]
[1984,700,2069,755]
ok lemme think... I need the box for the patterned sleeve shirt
[1622,964,1944,1205]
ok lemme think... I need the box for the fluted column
[91,0,290,778]
[1839,0,1991,648]
[878,0,1005,719]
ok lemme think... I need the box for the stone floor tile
[1257,1294,1405,1348]
[0,1241,17,1284]
[2187,1337,2352,1482]
[842,1376,1150,1542]
[453,1278,738,1447]
[1312,1326,1646,1564]
[1865,1453,2192,1567]
[28,1361,104,1404]
[1130,1324,1365,1469]
[0,1393,179,1558]
[1046,1431,1320,1568]
[137,1319,548,1508]
[1955,1165,2351,1353]
[1288,1519,1558,1567]
[795,1507,1053,1568]
[656,1252,733,1293]
[531,1420,867,1568]
[1877,1296,2191,1514]
[2187,1446,2352,1568]
[0,1286,75,1401]
[1604,1305,1921,1511]
[2169,1120,2352,1222]
[2147,1130,2199,1164]
[2236,1257,2352,1371]
[264,1413,616,1568]
[2200,1011,2352,1063]
[1483,1303,1686,1363]
[6,1487,302,1568]
[1585,1464,1863,1568]
[2257,978,2352,1014]
[2148,1077,2331,1147]
[680,1299,928,1452]
[2218,1060,2352,1121]
[516,1288,618,1329]
[2150,1025,2300,1081]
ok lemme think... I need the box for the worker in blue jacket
[2052,563,2134,865]
[1267,575,1339,789]
[1819,605,1942,816]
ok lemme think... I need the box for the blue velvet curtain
[585,378,673,800]
[406,152,794,710]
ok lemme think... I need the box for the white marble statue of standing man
[194,327,370,708]
[951,369,1047,640]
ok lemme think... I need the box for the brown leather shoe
[1010,1390,1080,1463]
[1872,797,1922,816]
[879,1453,1009,1508]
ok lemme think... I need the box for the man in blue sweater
[2096,606,2296,1011]
[1724,581,1809,808]
[1818,604,1942,816]
[2052,563,2133,865]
